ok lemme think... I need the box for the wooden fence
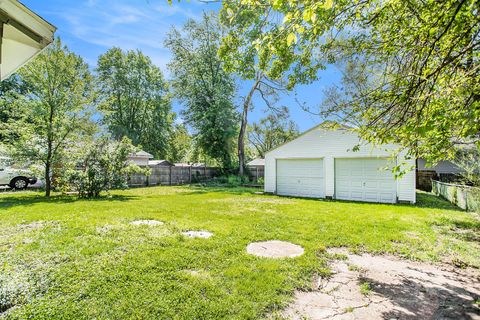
[247,166,264,181]
[432,180,480,212]
[128,165,218,187]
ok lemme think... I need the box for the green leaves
[96,48,173,159]
[165,13,238,168]
[287,33,297,45]
[219,0,480,166]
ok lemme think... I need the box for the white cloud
[48,0,214,71]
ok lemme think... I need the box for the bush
[64,137,149,198]
[204,175,250,187]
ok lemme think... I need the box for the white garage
[276,159,324,198]
[335,158,397,203]
[264,124,416,204]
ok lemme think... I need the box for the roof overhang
[0,0,56,80]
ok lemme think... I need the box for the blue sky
[23,0,341,132]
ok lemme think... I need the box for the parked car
[0,157,37,190]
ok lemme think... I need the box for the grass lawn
[0,186,479,319]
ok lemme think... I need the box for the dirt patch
[247,240,304,258]
[182,230,213,239]
[130,220,164,226]
[282,247,480,319]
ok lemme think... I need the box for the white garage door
[335,158,396,203]
[276,159,325,198]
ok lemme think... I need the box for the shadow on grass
[178,184,260,196]
[178,186,463,211]
[0,194,138,209]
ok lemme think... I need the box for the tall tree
[6,38,95,197]
[168,123,192,163]
[249,107,299,158]
[219,0,480,166]
[165,13,238,169]
[96,48,173,158]
[236,71,287,176]
[0,75,32,143]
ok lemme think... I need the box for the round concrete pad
[130,220,164,226]
[247,240,304,258]
[182,230,213,238]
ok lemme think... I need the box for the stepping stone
[130,220,164,226]
[182,230,213,238]
[247,240,304,258]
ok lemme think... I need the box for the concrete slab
[246,240,304,258]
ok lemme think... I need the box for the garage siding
[264,128,416,203]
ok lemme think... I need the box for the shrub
[64,137,149,198]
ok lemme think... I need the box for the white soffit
[0,0,56,80]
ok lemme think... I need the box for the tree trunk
[44,160,51,197]
[238,100,249,176]
[238,74,263,176]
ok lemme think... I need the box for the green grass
[0,186,478,319]
[359,281,371,296]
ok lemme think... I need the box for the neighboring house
[417,158,464,174]
[128,150,153,166]
[264,123,416,204]
[416,158,465,191]
[247,158,265,169]
[247,158,265,181]
[149,160,173,167]
[174,163,206,167]
[0,0,56,80]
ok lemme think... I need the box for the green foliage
[96,48,174,159]
[4,38,96,196]
[168,123,192,163]
[0,75,32,143]
[220,0,480,164]
[359,281,371,296]
[249,107,299,158]
[63,137,148,198]
[453,146,480,187]
[165,13,239,169]
[205,174,250,187]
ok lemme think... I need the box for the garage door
[276,159,325,198]
[335,158,396,203]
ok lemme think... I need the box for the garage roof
[0,0,56,80]
[265,121,353,155]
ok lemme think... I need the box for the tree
[249,107,299,158]
[168,123,192,163]
[219,0,480,165]
[0,75,32,143]
[236,71,287,176]
[165,13,238,169]
[64,137,147,198]
[96,48,173,159]
[453,146,480,187]
[7,39,95,197]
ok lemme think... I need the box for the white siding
[128,156,150,166]
[264,127,416,203]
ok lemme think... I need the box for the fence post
[189,166,192,183]
[204,166,207,180]
[169,166,172,186]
